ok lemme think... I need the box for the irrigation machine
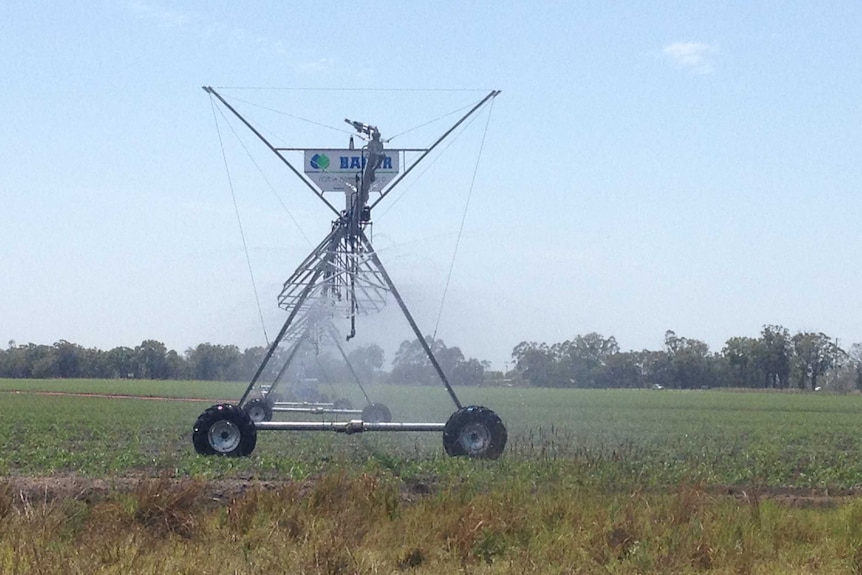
[240,301,392,425]
[192,87,508,460]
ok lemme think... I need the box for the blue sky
[2,2,860,369]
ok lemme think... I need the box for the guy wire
[209,96,270,346]
[432,97,496,340]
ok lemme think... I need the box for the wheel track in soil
[2,474,858,510]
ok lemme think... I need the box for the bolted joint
[342,420,366,435]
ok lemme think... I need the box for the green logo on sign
[310,154,330,170]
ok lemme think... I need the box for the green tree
[21,344,59,378]
[640,350,674,389]
[390,337,483,386]
[593,351,644,388]
[53,340,88,378]
[390,336,441,385]
[451,357,485,386]
[511,341,556,387]
[791,331,843,390]
[346,344,385,384]
[134,340,173,379]
[101,346,136,379]
[850,343,862,391]
[759,325,792,389]
[722,336,765,388]
[556,333,620,388]
[185,343,243,381]
[663,331,716,389]
[0,344,28,377]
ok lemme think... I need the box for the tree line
[510,326,862,391]
[0,336,488,387]
[3,326,860,391]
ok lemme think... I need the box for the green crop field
[5,379,862,573]
[3,378,862,488]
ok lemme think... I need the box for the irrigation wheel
[192,403,257,457]
[361,402,392,423]
[443,406,507,460]
[243,398,273,423]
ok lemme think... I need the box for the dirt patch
[1,474,281,506]
[2,474,857,511]
[1,473,441,509]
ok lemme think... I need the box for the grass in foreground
[2,472,862,574]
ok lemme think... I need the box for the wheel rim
[459,422,491,455]
[208,420,241,453]
[246,405,266,423]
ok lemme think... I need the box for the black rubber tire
[443,406,507,460]
[333,398,353,410]
[243,398,272,423]
[361,402,392,423]
[192,403,257,457]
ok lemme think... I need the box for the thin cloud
[125,0,189,27]
[293,57,336,74]
[663,42,716,73]
[123,3,330,76]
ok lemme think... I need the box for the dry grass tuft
[131,476,204,538]
[0,481,13,519]
[397,547,425,570]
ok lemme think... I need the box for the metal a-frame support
[192,87,507,459]
[238,220,462,418]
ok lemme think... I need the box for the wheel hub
[459,422,491,454]
[209,420,241,453]
[247,406,265,423]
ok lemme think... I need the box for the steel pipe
[253,420,446,434]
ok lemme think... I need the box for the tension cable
[209,96,270,345]
[432,97,496,340]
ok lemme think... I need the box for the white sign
[303,149,400,192]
